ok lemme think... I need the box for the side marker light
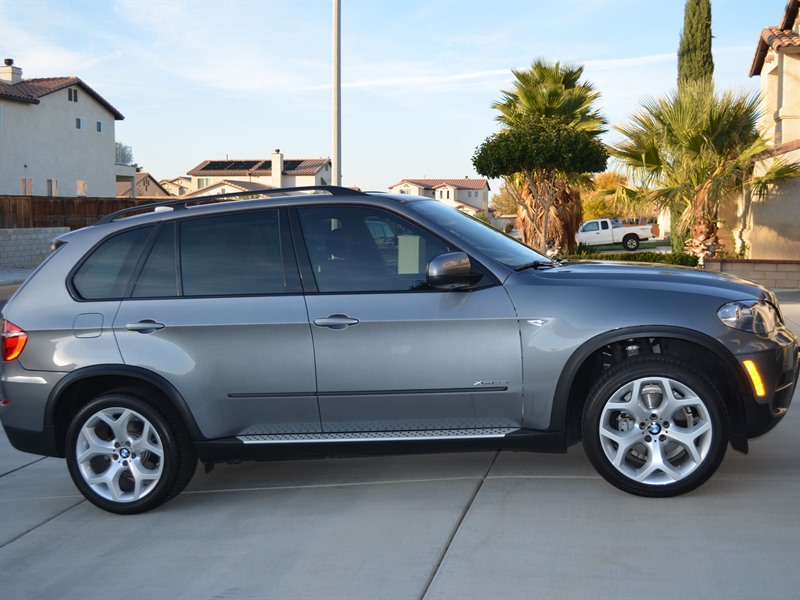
[743,360,766,397]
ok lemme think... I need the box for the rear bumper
[2,423,60,457]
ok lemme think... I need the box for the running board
[238,427,520,444]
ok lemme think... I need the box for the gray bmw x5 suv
[1,187,798,513]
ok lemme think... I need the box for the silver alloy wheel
[74,407,165,503]
[598,376,713,485]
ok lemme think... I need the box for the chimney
[0,58,22,84]
[271,148,284,188]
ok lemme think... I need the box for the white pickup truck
[577,218,657,251]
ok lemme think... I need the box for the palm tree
[494,60,606,135]
[492,59,607,253]
[611,81,800,258]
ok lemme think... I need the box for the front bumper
[738,327,799,439]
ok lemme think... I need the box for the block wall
[704,259,800,290]
[0,228,69,267]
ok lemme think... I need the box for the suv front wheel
[582,356,728,497]
[65,392,197,514]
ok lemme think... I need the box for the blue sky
[0,0,784,193]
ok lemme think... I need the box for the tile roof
[389,178,490,191]
[750,0,800,77]
[186,157,330,176]
[0,75,125,119]
[115,180,132,197]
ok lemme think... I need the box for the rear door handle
[125,320,166,333]
[313,315,359,329]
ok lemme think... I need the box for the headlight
[717,300,778,335]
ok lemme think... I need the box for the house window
[68,88,78,102]
[46,179,59,197]
[76,117,86,130]
[399,189,410,195]
[196,178,210,189]
[77,180,88,196]
[96,121,106,133]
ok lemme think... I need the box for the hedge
[560,251,699,266]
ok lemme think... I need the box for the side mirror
[426,252,482,290]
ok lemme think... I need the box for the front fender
[550,325,749,450]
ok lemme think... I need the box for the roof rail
[95,185,367,225]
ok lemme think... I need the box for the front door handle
[125,320,166,334]
[313,314,360,329]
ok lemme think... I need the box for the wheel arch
[552,325,751,453]
[46,365,204,458]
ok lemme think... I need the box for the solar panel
[200,160,259,172]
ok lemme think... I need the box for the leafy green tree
[473,115,607,254]
[487,59,607,252]
[490,183,521,216]
[611,82,800,258]
[678,0,714,88]
[579,172,658,222]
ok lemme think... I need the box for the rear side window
[132,223,177,298]
[72,227,153,299]
[180,210,286,296]
[133,210,289,298]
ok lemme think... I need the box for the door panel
[296,204,522,433]
[114,209,320,438]
[307,289,522,432]
[114,297,318,438]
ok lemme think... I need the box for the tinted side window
[298,206,451,292]
[180,211,286,296]
[73,227,153,299]
[132,223,177,298]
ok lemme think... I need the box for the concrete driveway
[1,295,799,600]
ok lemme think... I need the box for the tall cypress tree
[678,0,714,87]
[671,0,714,252]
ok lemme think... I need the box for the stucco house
[387,178,490,216]
[0,58,134,197]
[183,179,274,198]
[116,172,171,198]
[734,0,800,259]
[186,149,331,193]
[160,176,192,196]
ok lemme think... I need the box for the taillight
[2,320,27,361]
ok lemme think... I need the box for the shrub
[561,251,699,266]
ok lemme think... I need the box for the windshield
[408,200,549,268]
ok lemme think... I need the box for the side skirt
[194,428,567,464]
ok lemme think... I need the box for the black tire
[65,392,197,514]
[582,355,727,497]
[622,234,640,251]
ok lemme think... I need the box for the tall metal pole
[332,0,342,186]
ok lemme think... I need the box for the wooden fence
[0,196,155,230]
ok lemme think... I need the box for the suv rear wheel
[582,356,727,497]
[65,392,197,514]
